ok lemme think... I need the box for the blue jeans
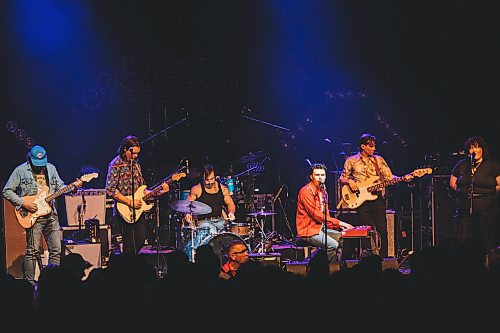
[303,229,343,262]
[24,215,62,285]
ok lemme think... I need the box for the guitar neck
[367,176,405,192]
[142,178,174,201]
[45,182,77,202]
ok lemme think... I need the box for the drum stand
[252,216,275,253]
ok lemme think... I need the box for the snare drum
[226,223,252,237]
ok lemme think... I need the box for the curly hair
[464,136,490,159]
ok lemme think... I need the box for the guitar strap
[370,157,385,197]
[371,156,381,176]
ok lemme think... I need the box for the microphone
[319,182,326,190]
[272,185,285,204]
[128,147,136,161]
[186,159,190,174]
[470,152,475,164]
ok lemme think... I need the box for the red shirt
[296,182,340,237]
[221,261,237,278]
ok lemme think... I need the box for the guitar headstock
[172,172,187,181]
[412,168,433,177]
[80,173,99,183]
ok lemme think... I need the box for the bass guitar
[16,173,99,228]
[341,168,432,209]
[117,172,186,223]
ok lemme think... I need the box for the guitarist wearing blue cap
[3,145,85,285]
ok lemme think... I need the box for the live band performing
[1,1,500,332]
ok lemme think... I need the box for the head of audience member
[227,240,249,267]
[195,244,221,279]
[60,253,92,281]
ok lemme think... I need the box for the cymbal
[246,211,277,217]
[169,200,212,215]
[234,151,266,164]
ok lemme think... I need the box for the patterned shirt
[105,155,146,198]
[340,153,394,183]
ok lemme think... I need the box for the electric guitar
[117,172,186,223]
[15,173,99,228]
[341,168,432,209]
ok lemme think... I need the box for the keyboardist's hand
[339,221,353,230]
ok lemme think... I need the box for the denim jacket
[3,161,65,213]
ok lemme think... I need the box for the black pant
[356,196,388,258]
[116,214,146,255]
[454,194,498,252]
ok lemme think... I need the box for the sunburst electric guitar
[117,172,186,223]
[341,168,432,209]
[15,173,99,228]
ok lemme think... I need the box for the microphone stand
[140,116,187,145]
[130,157,137,254]
[321,184,328,260]
[469,157,475,215]
[277,192,293,241]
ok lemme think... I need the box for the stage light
[24,137,34,148]
[6,121,18,132]
[15,128,26,141]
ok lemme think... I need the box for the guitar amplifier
[64,189,106,226]
[61,225,111,258]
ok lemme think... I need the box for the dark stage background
[1,1,499,246]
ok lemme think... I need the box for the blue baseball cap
[30,145,47,167]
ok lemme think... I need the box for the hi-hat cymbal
[169,200,212,215]
[246,211,277,217]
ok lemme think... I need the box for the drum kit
[168,150,277,263]
[169,199,277,263]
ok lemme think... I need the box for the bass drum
[203,232,249,265]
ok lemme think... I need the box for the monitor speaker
[61,243,101,280]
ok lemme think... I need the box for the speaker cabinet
[430,175,456,246]
[249,252,282,267]
[3,199,47,279]
[386,210,395,257]
[64,189,106,226]
[61,225,111,258]
[61,243,101,280]
[285,262,341,276]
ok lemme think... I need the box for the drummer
[184,164,236,234]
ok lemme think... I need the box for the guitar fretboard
[45,183,78,202]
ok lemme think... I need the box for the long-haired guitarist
[105,135,169,255]
[3,145,83,285]
[339,133,413,258]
